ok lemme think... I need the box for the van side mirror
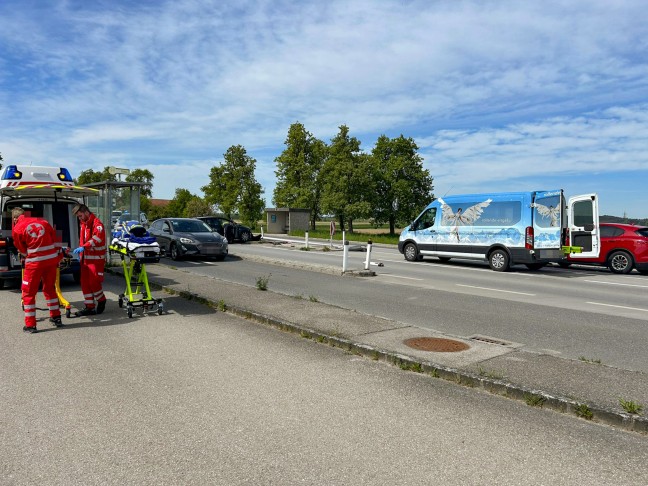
[410,221,418,231]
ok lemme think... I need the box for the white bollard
[364,239,373,270]
[261,225,264,238]
[305,232,309,249]
[342,230,346,247]
[342,240,349,273]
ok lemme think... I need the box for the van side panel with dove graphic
[398,190,598,271]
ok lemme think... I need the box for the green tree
[202,145,265,228]
[76,167,116,185]
[0,152,3,171]
[370,135,434,234]
[166,188,195,217]
[319,125,372,232]
[126,168,154,214]
[184,197,213,218]
[273,122,327,230]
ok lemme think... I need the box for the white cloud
[1,0,648,217]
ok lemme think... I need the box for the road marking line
[456,284,535,296]
[586,302,648,313]
[584,279,648,289]
[380,274,424,281]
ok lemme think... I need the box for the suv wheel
[608,251,633,274]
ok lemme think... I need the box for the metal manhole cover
[403,337,470,352]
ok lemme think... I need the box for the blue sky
[1,0,648,218]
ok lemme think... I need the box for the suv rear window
[600,226,624,237]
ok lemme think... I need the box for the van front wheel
[403,243,420,262]
[489,249,510,272]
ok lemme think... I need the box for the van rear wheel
[489,249,510,272]
[403,243,420,262]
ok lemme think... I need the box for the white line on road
[584,279,648,289]
[456,284,536,296]
[586,302,648,313]
[379,274,424,281]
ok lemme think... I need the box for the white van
[398,190,600,271]
[0,165,98,286]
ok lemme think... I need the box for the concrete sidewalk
[108,259,648,435]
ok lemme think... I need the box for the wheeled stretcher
[109,233,165,318]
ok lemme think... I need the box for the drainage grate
[469,335,514,347]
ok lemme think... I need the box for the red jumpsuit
[12,215,62,328]
[78,213,107,310]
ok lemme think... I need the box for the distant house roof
[150,198,171,207]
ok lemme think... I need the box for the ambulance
[0,165,99,287]
[398,190,600,271]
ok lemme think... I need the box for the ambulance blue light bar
[57,168,73,181]
[2,165,23,180]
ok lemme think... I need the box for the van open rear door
[567,194,600,259]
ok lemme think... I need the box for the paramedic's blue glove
[72,247,84,256]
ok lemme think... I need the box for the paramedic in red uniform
[72,203,107,316]
[11,207,64,333]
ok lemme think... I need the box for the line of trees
[274,123,434,234]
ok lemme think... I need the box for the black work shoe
[74,307,97,317]
[97,300,106,315]
[49,317,65,327]
[23,326,38,334]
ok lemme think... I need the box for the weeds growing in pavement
[619,398,643,415]
[256,274,271,290]
[524,393,547,407]
[574,404,593,420]
[309,295,318,302]
[217,300,227,312]
[477,367,504,380]
[299,246,311,251]
[578,356,602,364]
[322,246,331,252]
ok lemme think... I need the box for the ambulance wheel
[118,294,124,308]
[489,249,510,272]
[403,243,420,262]
[127,305,133,318]
[608,251,633,274]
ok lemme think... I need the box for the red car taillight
[525,226,534,249]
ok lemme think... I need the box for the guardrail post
[342,239,349,273]
[364,239,373,270]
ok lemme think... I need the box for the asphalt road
[165,240,648,373]
[1,278,648,484]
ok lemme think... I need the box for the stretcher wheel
[157,303,164,315]
[127,305,133,318]
[118,294,124,308]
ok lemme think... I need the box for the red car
[566,223,648,274]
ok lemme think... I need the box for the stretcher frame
[109,243,165,318]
